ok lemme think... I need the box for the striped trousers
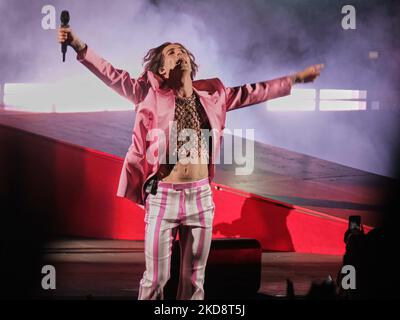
[138,177,215,300]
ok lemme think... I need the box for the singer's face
[159,44,192,79]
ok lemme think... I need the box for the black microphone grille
[60,10,70,24]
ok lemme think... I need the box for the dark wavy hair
[142,42,199,80]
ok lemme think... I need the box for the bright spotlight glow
[320,100,367,111]
[4,78,133,113]
[320,89,367,100]
[266,88,367,112]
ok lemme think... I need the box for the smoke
[1,0,399,177]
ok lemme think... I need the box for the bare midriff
[157,162,209,182]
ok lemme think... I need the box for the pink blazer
[77,47,293,205]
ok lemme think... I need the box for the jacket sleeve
[224,76,293,112]
[77,46,148,105]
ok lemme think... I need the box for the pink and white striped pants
[138,177,215,300]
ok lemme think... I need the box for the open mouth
[176,59,186,68]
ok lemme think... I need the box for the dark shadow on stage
[212,197,295,252]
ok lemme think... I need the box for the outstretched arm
[290,64,324,84]
[57,27,147,105]
[224,64,324,112]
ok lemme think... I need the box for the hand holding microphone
[57,10,87,61]
[60,10,69,62]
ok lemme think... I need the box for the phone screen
[349,215,361,230]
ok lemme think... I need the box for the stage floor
[35,237,342,299]
[0,109,395,227]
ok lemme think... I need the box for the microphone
[60,10,70,62]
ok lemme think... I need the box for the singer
[57,26,323,300]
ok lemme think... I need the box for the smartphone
[348,215,361,231]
